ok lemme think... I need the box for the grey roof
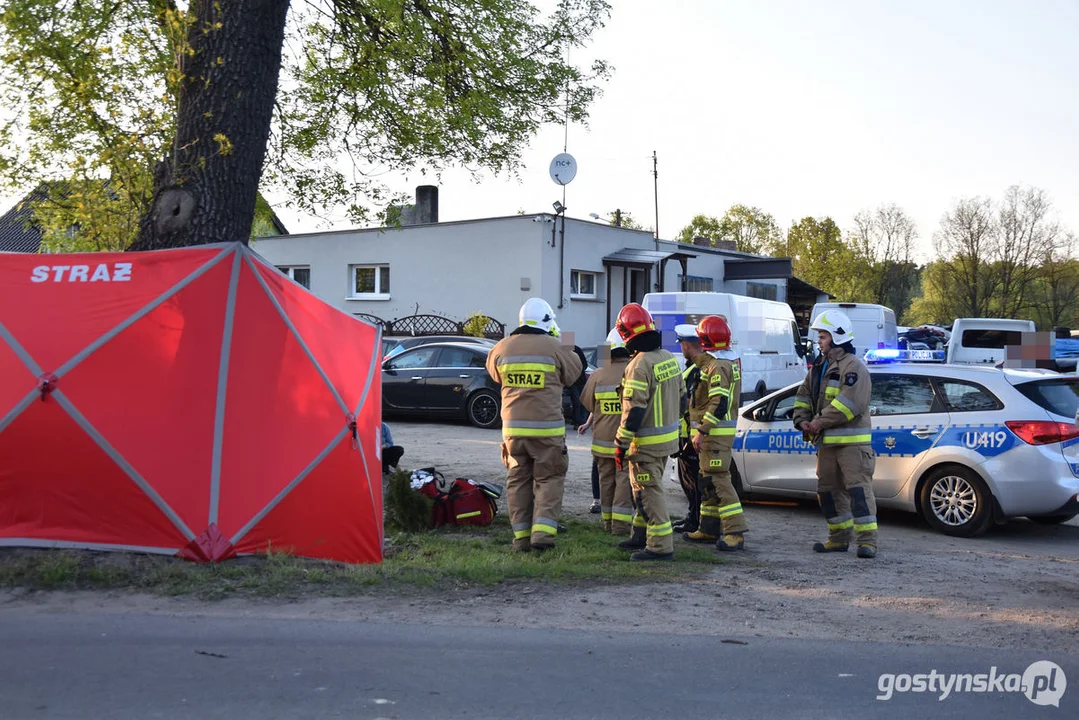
[602,247,696,266]
[0,187,46,253]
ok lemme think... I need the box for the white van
[810,302,898,352]
[945,318,1037,365]
[642,291,808,401]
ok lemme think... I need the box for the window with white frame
[570,270,598,299]
[276,266,311,289]
[350,264,390,298]
[678,274,713,292]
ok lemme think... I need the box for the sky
[3,1,1075,262]
[265,0,1079,263]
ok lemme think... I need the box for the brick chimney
[692,236,711,246]
[714,239,737,251]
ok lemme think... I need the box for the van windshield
[1015,379,1079,419]
[961,329,1025,349]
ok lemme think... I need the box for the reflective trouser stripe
[699,505,722,518]
[647,521,673,537]
[718,502,743,518]
[633,514,647,528]
[611,507,634,522]
[854,522,878,532]
[513,522,531,539]
[592,441,617,455]
[533,516,558,536]
[828,515,854,532]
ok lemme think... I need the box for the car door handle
[459,374,470,378]
[411,376,423,381]
[911,428,937,439]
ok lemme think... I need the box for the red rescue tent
[0,243,383,563]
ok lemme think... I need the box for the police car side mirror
[869,406,879,416]
[753,407,769,422]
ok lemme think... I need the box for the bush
[384,469,434,532]
[463,312,488,338]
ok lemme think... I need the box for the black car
[382,342,502,429]
[382,335,496,361]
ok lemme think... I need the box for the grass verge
[0,517,726,601]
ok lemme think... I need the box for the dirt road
[14,419,1077,655]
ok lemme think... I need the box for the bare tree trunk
[129,0,291,251]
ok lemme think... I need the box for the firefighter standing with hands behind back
[612,303,685,561]
[792,309,878,559]
[681,316,748,551]
[486,298,582,553]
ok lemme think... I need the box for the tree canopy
[0,0,612,250]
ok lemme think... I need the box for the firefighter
[792,309,878,559]
[672,324,702,535]
[578,328,633,535]
[612,303,686,561]
[681,316,747,551]
[486,297,582,552]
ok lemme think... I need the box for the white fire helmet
[605,327,625,350]
[519,297,558,335]
[810,309,855,345]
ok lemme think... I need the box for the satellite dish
[549,153,577,185]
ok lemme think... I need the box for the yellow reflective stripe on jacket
[498,362,556,374]
[591,440,617,455]
[794,399,812,410]
[703,412,720,426]
[830,397,855,421]
[634,422,679,445]
[616,426,636,441]
[822,433,871,444]
[503,419,566,438]
[594,390,620,399]
[623,379,648,392]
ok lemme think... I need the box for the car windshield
[1015,379,1079,419]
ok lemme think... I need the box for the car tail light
[1005,421,1079,445]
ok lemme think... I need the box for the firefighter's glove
[614,444,627,471]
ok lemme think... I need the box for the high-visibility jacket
[792,345,872,446]
[688,352,740,443]
[581,358,630,459]
[486,330,582,439]
[616,348,685,459]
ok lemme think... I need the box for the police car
[731,349,1079,536]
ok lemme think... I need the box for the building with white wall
[253,187,829,346]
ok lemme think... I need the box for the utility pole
[652,151,659,250]
[614,208,622,227]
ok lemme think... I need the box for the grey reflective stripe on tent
[208,250,243,525]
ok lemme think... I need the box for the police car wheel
[467,390,501,429]
[1027,513,1078,525]
[918,466,994,538]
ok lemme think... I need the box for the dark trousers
[677,438,701,528]
[591,458,600,500]
[566,385,589,426]
[382,445,404,474]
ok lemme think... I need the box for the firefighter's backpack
[411,468,501,528]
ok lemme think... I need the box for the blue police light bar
[864,348,946,364]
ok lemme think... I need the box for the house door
[629,269,647,304]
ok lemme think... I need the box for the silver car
[731,357,1079,537]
